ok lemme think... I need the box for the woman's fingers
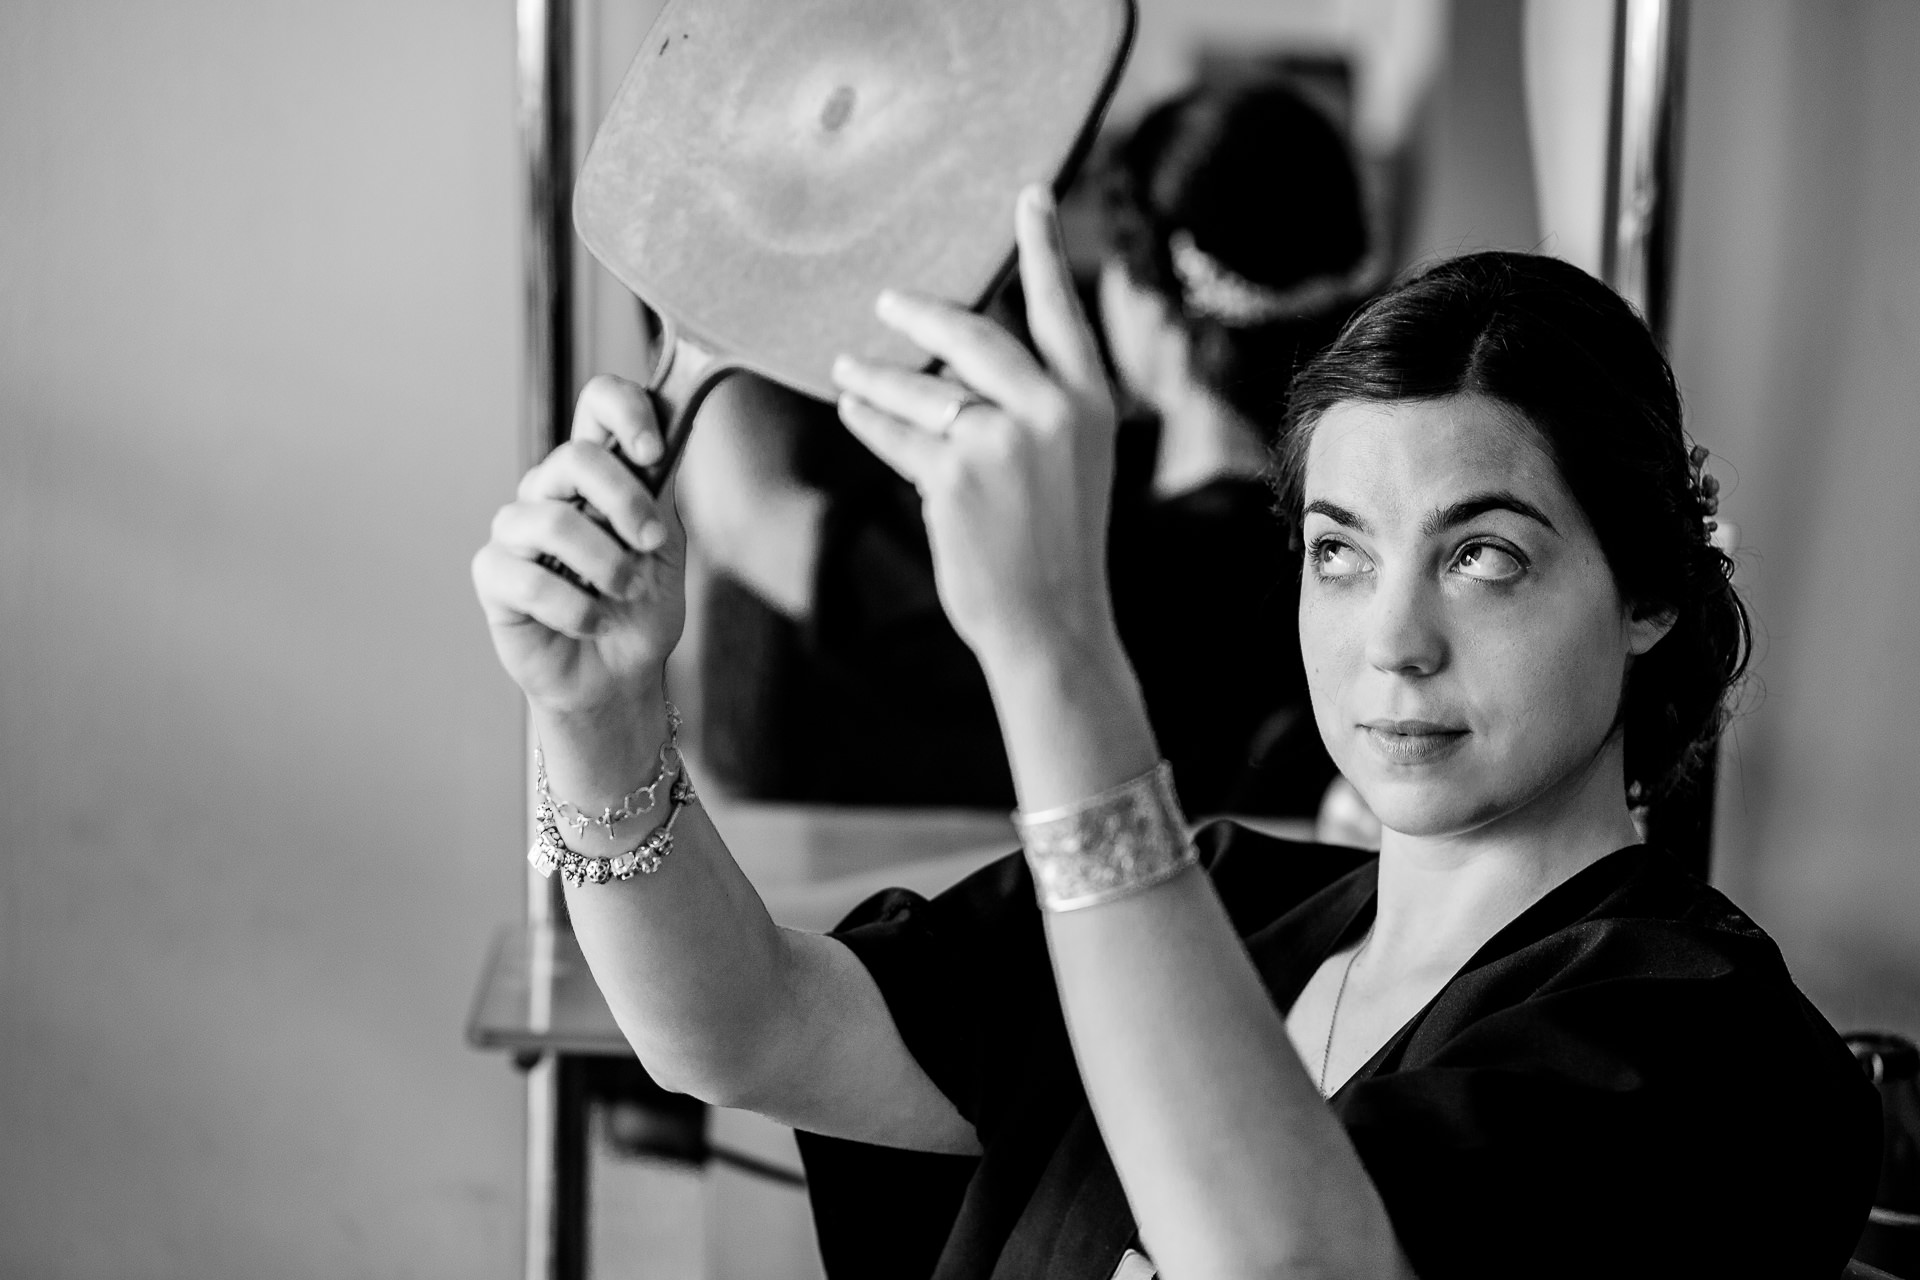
[872,291,1061,422]
[571,373,665,469]
[831,357,976,432]
[490,499,646,600]
[519,439,669,553]
[867,188,1109,426]
[836,393,946,487]
[471,542,605,639]
[1013,185,1105,396]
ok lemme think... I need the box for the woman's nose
[1363,572,1447,676]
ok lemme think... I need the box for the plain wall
[0,3,528,1277]
[1672,0,1920,1031]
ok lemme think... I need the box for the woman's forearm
[532,694,978,1156]
[532,691,794,1102]
[979,630,1159,813]
[985,653,1411,1279]
[1049,875,1411,1279]
[475,374,966,1143]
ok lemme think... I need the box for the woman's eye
[1453,542,1525,582]
[1311,538,1369,579]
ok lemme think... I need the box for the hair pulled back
[1096,78,1373,432]
[1274,251,1751,802]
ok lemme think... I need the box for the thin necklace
[1318,928,1371,1096]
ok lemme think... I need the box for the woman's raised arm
[833,187,1414,1279]
[470,375,976,1156]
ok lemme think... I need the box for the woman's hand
[831,186,1120,670]
[470,375,686,722]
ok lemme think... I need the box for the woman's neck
[1365,745,1643,980]
[1149,384,1270,499]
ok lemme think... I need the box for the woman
[470,193,1877,1276]
[682,79,1363,815]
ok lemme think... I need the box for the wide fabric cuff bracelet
[1014,761,1197,913]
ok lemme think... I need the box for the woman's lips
[1359,720,1468,765]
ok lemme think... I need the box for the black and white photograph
[4,1,1918,1277]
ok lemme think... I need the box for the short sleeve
[1336,927,1881,1278]
[795,828,1379,1279]
[822,824,1370,1129]
[794,850,1057,1278]
[822,850,1055,1129]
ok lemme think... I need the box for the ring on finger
[935,393,988,437]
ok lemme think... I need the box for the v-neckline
[1300,879,1386,1100]
[1259,844,1653,1102]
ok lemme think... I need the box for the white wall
[1672,0,1920,1030]
[0,4,528,1276]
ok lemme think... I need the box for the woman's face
[1298,394,1670,840]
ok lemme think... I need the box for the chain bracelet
[533,701,681,842]
[530,766,698,886]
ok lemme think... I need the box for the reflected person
[680,79,1368,815]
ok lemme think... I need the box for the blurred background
[3,1,1917,1277]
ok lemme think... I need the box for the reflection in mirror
[661,0,1566,827]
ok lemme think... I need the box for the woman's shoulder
[1415,846,1865,1101]
[1349,849,1879,1278]
[1510,844,1789,982]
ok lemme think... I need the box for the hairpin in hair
[1168,230,1380,327]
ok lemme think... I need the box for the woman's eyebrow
[1421,491,1560,537]
[1303,499,1370,533]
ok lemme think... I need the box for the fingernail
[635,520,667,552]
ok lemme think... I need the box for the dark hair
[1274,251,1752,802]
[1095,78,1372,432]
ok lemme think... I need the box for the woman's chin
[1351,773,1505,841]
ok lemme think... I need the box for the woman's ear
[1626,603,1678,657]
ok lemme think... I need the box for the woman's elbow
[630,1040,778,1109]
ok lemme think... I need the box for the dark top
[795,823,1880,1279]
[700,415,1335,813]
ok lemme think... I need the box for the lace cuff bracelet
[1014,761,1197,912]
